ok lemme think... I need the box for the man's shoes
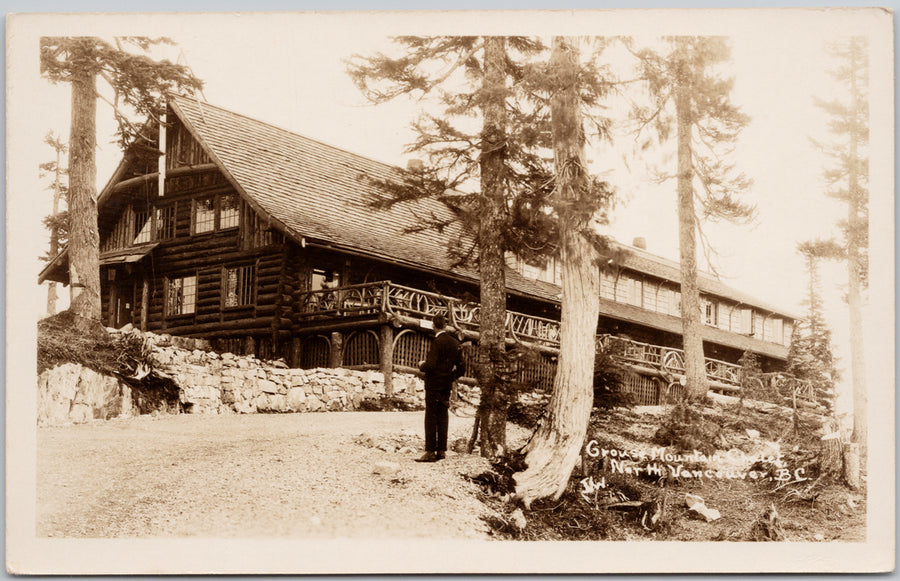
[436,451,446,460]
[415,452,440,463]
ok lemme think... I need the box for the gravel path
[37,412,527,539]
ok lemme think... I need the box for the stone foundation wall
[38,328,428,425]
[155,343,425,415]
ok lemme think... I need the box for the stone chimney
[407,159,425,172]
[633,237,647,250]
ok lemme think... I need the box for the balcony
[296,281,807,397]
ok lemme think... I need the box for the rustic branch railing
[297,281,749,388]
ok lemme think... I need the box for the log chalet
[40,96,800,404]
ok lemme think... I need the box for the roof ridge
[169,94,403,176]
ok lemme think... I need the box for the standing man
[416,314,465,462]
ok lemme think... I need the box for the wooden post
[244,335,257,357]
[140,277,149,332]
[291,336,302,368]
[107,281,118,328]
[330,332,343,368]
[380,324,394,397]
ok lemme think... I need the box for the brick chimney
[633,237,647,250]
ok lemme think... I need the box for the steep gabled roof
[168,95,796,323]
[170,95,562,303]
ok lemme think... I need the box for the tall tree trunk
[67,67,101,323]
[847,39,867,457]
[46,143,63,316]
[674,55,709,400]
[514,37,601,507]
[473,35,511,458]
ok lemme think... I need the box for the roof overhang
[99,243,160,266]
[37,244,159,285]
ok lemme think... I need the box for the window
[155,205,176,240]
[702,299,717,326]
[219,194,240,230]
[166,275,197,317]
[133,209,152,244]
[223,265,256,308]
[192,198,216,234]
[311,268,341,291]
[771,318,784,344]
[669,290,682,316]
[740,308,754,335]
[192,194,241,234]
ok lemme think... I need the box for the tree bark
[472,36,511,459]
[673,49,709,400]
[67,67,101,322]
[513,37,601,507]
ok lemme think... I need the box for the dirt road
[37,412,522,539]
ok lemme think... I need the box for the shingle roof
[169,95,796,325]
[170,96,562,303]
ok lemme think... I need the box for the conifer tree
[632,37,754,400]
[787,239,843,415]
[40,37,202,324]
[348,37,555,458]
[811,36,869,454]
[40,132,68,316]
[512,36,617,506]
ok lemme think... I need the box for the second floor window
[192,193,241,235]
[702,299,718,326]
[192,198,216,234]
[155,205,176,240]
[165,275,197,317]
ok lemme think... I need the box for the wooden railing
[599,335,743,387]
[297,281,751,388]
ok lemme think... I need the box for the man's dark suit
[419,331,464,454]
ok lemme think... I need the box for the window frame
[191,193,241,236]
[164,273,198,319]
[222,263,257,310]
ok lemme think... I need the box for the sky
[10,9,894,418]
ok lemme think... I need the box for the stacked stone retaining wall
[37,328,428,426]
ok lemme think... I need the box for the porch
[293,281,769,403]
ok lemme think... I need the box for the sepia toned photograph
[6,7,894,574]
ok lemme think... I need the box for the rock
[814,533,825,541]
[373,461,401,476]
[271,359,289,369]
[398,446,417,455]
[306,396,324,412]
[684,493,704,510]
[376,442,397,453]
[510,508,527,531]
[450,438,469,454]
[309,516,322,526]
[234,400,255,414]
[745,428,761,439]
[259,379,279,394]
[684,493,720,522]
[119,323,134,333]
[286,387,307,412]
